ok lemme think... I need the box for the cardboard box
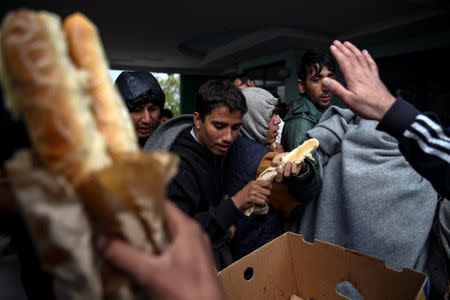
[219,233,427,300]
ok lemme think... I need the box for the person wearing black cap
[115,71,166,147]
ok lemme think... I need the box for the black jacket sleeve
[286,159,322,203]
[377,97,450,198]
[167,168,240,242]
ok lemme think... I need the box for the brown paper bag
[6,150,178,299]
[6,150,102,299]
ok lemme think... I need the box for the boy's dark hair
[297,49,336,82]
[195,80,248,121]
[230,73,252,85]
[160,108,173,119]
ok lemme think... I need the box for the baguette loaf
[257,138,319,182]
[1,9,174,299]
[0,10,111,185]
[281,138,319,163]
[245,138,319,215]
[63,13,139,159]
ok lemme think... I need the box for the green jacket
[281,96,322,151]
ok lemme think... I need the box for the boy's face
[193,105,243,156]
[130,102,161,140]
[266,113,281,145]
[298,64,335,111]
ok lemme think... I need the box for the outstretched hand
[322,40,396,120]
[271,153,304,183]
[99,201,225,300]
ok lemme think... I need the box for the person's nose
[321,79,329,92]
[141,108,151,124]
[274,115,281,125]
[222,128,233,143]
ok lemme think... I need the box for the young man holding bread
[144,79,307,269]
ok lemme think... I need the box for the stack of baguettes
[0,9,178,299]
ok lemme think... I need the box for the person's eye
[214,124,225,130]
[131,106,144,113]
[313,77,321,83]
[231,124,241,131]
[149,105,159,112]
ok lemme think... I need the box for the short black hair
[160,108,173,119]
[297,49,336,82]
[230,72,252,85]
[195,80,247,121]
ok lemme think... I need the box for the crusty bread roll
[245,138,319,216]
[0,9,111,185]
[1,9,175,299]
[281,138,319,164]
[63,13,139,159]
[257,138,319,182]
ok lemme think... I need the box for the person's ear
[297,79,305,94]
[193,112,202,130]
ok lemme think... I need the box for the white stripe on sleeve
[416,114,450,142]
[404,128,450,163]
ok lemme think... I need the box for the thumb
[102,238,159,286]
[322,78,352,101]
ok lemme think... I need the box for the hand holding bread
[0,9,177,299]
[244,138,319,216]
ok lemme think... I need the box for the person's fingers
[322,78,353,102]
[252,184,272,199]
[201,232,217,264]
[332,40,355,61]
[271,153,285,167]
[102,239,157,286]
[343,41,368,69]
[283,162,291,177]
[228,225,237,240]
[202,232,211,250]
[292,161,303,175]
[284,161,296,177]
[256,180,271,188]
[252,196,269,206]
[362,49,378,74]
[275,165,284,182]
[164,201,188,238]
[330,42,354,77]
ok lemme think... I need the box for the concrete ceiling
[2,0,450,75]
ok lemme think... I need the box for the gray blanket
[300,106,437,271]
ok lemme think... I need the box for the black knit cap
[115,71,165,111]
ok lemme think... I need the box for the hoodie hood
[115,71,165,110]
[241,87,278,144]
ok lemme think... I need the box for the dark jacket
[282,96,322,151]
[224,135,321,260]
[169,128,240,243]
[224,135,271,197]
[144,117,241,269]
[377,98,450,298]
[377,97,450,199]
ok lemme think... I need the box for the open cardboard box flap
[219,232,427,300]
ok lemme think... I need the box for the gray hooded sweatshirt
[300,106,437,272]
[241,87,278,144]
